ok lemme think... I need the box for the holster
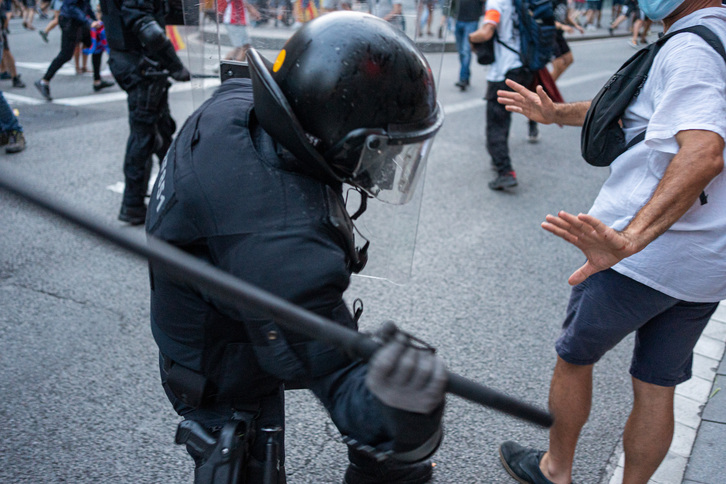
[176,413,256,484]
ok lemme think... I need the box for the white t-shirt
[484,0,522,82]
[588,7,726,302]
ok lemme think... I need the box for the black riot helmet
[248,11,444,205]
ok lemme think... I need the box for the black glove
[365,324,447,414]
[170,66,191,82]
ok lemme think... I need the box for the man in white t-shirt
[495,1,726,483]
[469,0,535,190]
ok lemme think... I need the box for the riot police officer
[99,0,191,225]
[146,11,447,484]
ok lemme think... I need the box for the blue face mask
[638,0,684,21]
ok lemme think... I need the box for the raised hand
[497,79,558,125]
[542,211,639,285]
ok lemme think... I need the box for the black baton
[0,166,553,428]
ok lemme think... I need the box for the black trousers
[120,79,176,208]
[485,67,534,175]
[43,16,102,82]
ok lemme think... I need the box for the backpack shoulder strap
[656,25,726,63]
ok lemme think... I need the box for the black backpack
[581,25,726,167]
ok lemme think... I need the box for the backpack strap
[625,130,646,151]
[656,25,726,64]
[625,25,726,153]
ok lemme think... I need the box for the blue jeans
[454,20,479,83]
[0,41,21,133]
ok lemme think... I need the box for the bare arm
[469,22,496,43]
[542,129,725,285]
[496,79,591,126]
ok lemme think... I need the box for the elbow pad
[134,18,169,53]
[135,18,184,74]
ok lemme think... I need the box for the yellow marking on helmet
[273,50,286,73]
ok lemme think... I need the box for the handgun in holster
[175,414,255,484]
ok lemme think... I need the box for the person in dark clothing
[33,0,114,101]
[146,11,447,484]
[98,0,190,225]
[454,0,483,91]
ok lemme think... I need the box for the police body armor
[147,78,362,405]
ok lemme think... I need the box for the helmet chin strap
[345,187,371,274]
[348,187,369,221]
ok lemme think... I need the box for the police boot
[343,448,434,484]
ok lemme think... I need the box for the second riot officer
[99,0,191,225]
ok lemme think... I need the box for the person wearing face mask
[494,0,726,483]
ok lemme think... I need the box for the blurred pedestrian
[218,0,250,61]
[550,0,583,81]
[34,0,113,101]
[0,32,25,152]
[469,0,534,189]
[453,0,482,91]
[38,0,61,42]
[370,0,404,32]
[21,0,35,29]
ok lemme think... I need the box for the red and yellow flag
[166,25,186,51]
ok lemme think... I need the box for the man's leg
[538,357,593,484]
[621,378,674,484]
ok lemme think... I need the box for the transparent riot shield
[172,0,453,284]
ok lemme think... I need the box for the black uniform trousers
[109,47,176,209]
[120,79,175,208]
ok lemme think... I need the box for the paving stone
[683,421,726,483]
[690,353,718,381]
[650,452,687,484]
[675,394,703,429]
[701,374,726,424]
[693,335,725,361]
[711,302,726,323]
[670,420,698,457]
[676,375,713,404]
[702,319,726,341]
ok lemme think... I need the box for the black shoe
[5,131,26,154]
[528,123,540,143]
[0,131,9,147]
[0,71,10,80]
[455,80,469,91]
[499,441,554,484]
[344,460,433,484]
[12,76,25,88]
[118,205,147,225]
[39,30,49,43]
[34,80,52,101]
[488,171,518,190]
[93,80,115,92]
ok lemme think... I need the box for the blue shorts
[586,0,602,10]
[556,269,718,387]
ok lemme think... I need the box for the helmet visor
[351,135,433,205]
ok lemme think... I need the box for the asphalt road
[1,14,645,484]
